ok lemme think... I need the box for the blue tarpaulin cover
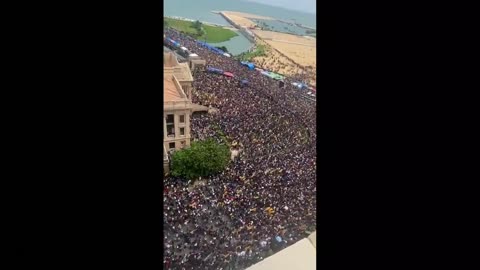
[207,67,224,74]
[241,61,255,70]
[197,41,225,55]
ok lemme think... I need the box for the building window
[180,127,185,136]
[181,141,186,148]
[169,126,175,136]
[166,114,174,123]
[179,115,185,123]
[169,142,175,149]
[166,114,175,137]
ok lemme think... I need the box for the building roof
[164,46,187,62]
[164,51,180,67]
[171,64,193,81]
[164,76,185,102]
[247,232,316,270]
[164,52,193,82]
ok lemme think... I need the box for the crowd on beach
[164,28,317,270]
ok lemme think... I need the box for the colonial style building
[164,52,194,100]
[163,52,193,172]
[163,52,207,174]
[163,74,192,174]
[164,75,192,151]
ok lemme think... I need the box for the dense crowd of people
[164,28,317,270]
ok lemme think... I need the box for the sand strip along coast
[219,11,317,85]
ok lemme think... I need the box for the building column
[163,116,167,140]
[174,113,180,149]
[185,112,191,147]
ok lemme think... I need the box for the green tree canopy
[192,20,203,31]
[171,139,230,180]
[190,20,205,38]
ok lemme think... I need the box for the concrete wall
[240,27,256,43]
[189,58,206,72]
[220,12,256,43]
[246,237,316,270]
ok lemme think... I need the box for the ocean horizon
[164,0,316,55]
[164,0,316,29]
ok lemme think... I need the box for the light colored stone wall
[164,108,192,152]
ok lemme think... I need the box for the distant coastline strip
[164,16,230,28]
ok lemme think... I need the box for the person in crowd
[164,28,317,270]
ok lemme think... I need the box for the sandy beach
[220,11,317,85]
[252,29,316,68]
[221,12,257,28]
[221,11,274,20]
[253,39,316,86]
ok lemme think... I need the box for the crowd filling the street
[164,29,317,270]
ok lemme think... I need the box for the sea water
[164,0,316,55]
[164,0,316,27]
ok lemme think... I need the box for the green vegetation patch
[235,44,268,62]
[171,139,230,180]
[164,17,238,43]
[201,24,238,43]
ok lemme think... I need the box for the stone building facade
[163,74,193,174]
[163,52,197,174]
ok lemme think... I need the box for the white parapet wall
[246,232,316,270]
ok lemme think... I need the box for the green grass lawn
[164,17,238,43]
[235,44,268,62]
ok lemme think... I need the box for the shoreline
[211,10,316,30]
[165,15,230,28]
[276,19,316,31]
[165,16,254,55]
[165,14,315,84]
[216,11,316,84]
